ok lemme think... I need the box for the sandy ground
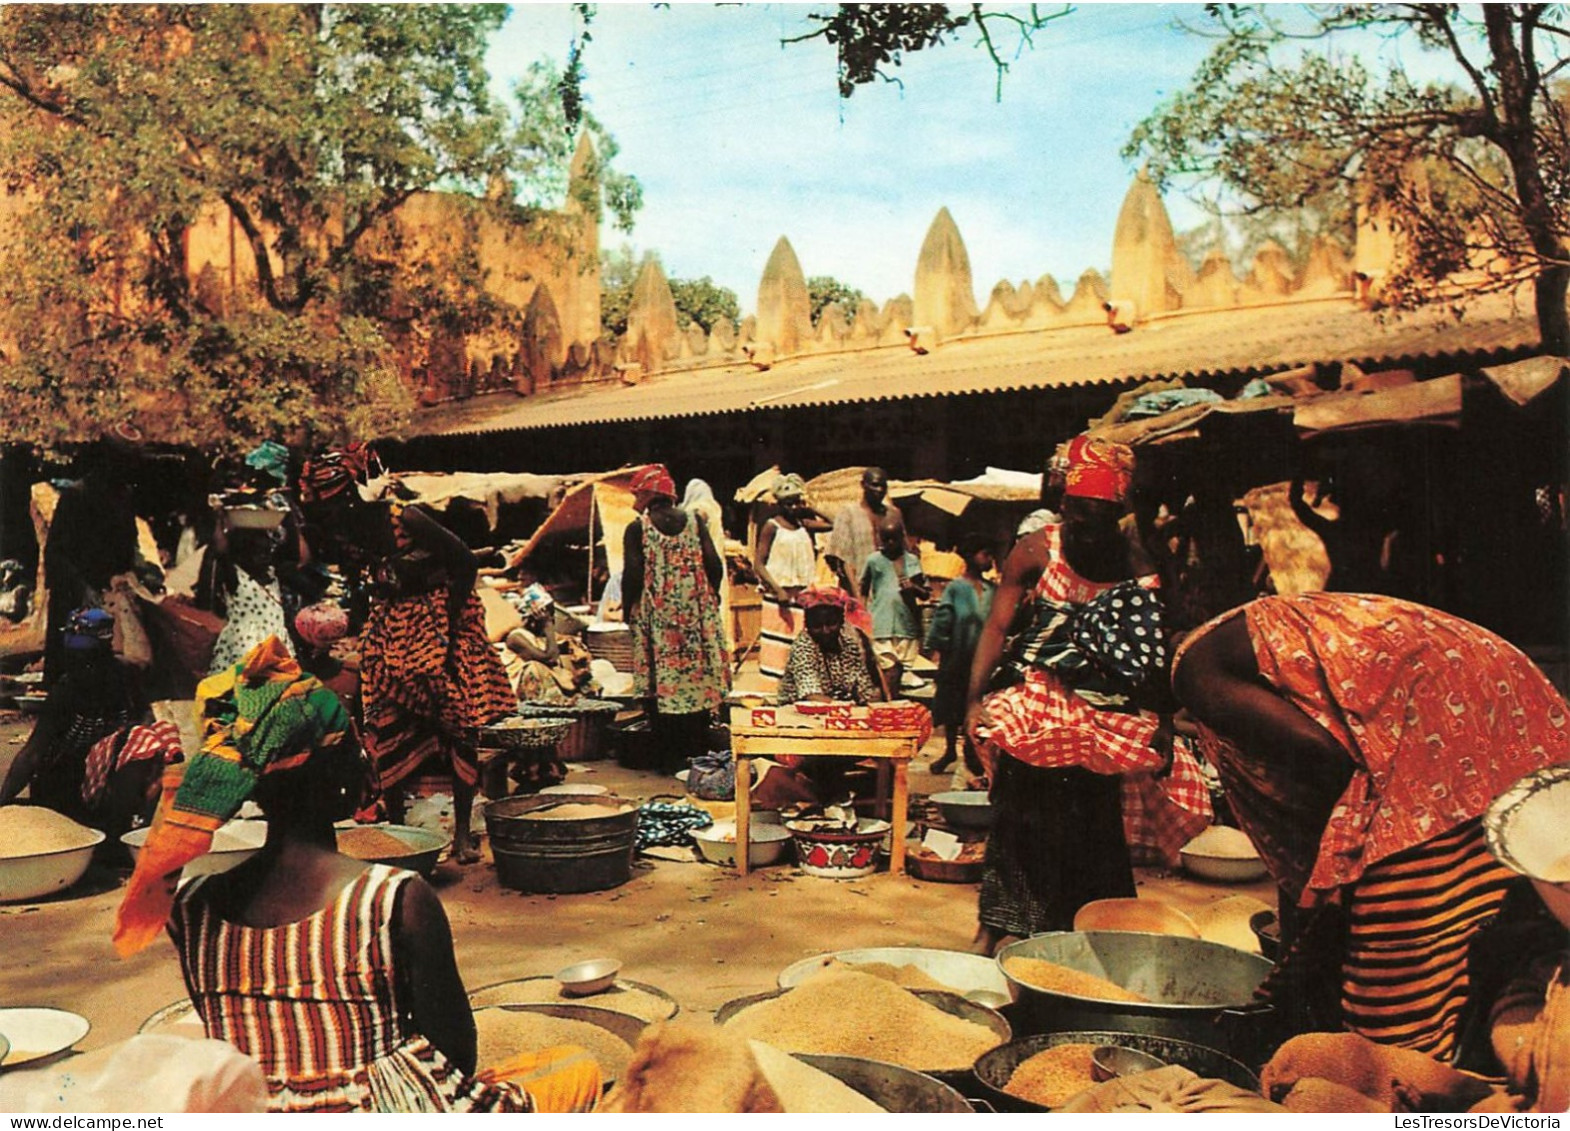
[0,707,1276,1070]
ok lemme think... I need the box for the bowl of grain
[122,817,266,878]
[1179,825,1268,883]
[469,976,678,1023]
[0,806,106,903]
[777,948,1011,998]
[716,967,1010,1087]
[336,823,449,876]
[472,1003,643,1086]
[972,1030,1259,1112]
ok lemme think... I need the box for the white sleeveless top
[764,522,817,589]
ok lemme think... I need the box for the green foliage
[599,247,739,337]
[0,4,641,450]
[1125,5,1570,349]
[807,275,868,324]
[668,276,739,334]
[783,4,1074,100]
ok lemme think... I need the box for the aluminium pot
[995,931,1276,1069]
[794,1054,975,1113]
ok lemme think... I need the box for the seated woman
[774,588,885,706]
[113,636,600,1113]
[0,608,174,840]
[504,584,594,704]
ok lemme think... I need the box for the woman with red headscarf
[622,465,731,774]
[964,435,1211,954]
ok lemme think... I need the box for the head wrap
[517,583,554,619]
[243,441,292,486]
[796,586,872,637]
[298,443,382,504]
[681,479,715,508]
[114,636,355,955]
[630,464,676,501]
[293,602,349,650]
[1061,435,1135,503]
[772,473,806,502]
[63,606,115,651]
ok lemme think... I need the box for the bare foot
[453,840,482,865]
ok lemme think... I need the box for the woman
[1172,593,1570,1058]
[754,473,823,688]
[298,446,513,865]
[0,608,158,832]
[965,435,1211,953]
[682,478,733,658]
[622,464,730,775]
[504,583,591,705]
[774,588,884,707]
[205,523,294,675]
[112,637,599,1113]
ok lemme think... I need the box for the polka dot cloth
[1069,581,1167,689]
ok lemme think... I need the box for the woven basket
[475,716,574,751]
[585,625,634,671]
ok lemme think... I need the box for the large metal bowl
[996,932,1275,1066]
[929,790,993,830]
[692,820,792,868]
[794,1054,974,1113]
[0,827,104,903]
[122,819,266,879]
[972,1030,1260,1112]
[778,947,1011,998]
[335,823,449,876]
[716,987,1010,1088]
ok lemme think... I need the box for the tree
[783,4,1074,100]
[807,275,869,324]
[599,248,740,336]
[1125,4,1570,354]
[668,276,740,334]
[0,4,639,450]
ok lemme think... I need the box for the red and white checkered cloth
[82,721,182,807]
[982,668,1212,866]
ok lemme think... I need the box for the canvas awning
[505,465,655,582]
[391,471,566,529]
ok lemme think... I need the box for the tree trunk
[1535,262,1570,357]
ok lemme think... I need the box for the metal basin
[996,932,1275,1067]
[717,988,1010,1088]
[796,1054,974,1113]
[778,947,1011,998]
[972,1030,1260,1112]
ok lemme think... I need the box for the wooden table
[728,711,926,877]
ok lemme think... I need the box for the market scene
[2,2,1570,1117]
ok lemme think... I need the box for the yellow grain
[1002,956,1149,1003]
[0,806,99,858]
[1004,1043,1099,1108]
[721,969,1001,1072]
[472,1008,633,1080]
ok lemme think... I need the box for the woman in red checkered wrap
[964,435,1211,955]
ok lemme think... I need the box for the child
[923,534,995,775]
[860,515,927,694]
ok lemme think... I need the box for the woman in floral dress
[622,465,730,774]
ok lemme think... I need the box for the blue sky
[482,4,1423,314]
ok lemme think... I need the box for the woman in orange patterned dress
[298,447,514,864]
[1174,593,1570,1058]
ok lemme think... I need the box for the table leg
[890,759,909,876]
[735,755,752,877]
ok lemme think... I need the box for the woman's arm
[964,534,1047,746]
[505,623,558,664]
[392,876,478,1074]
[695,512,723,594]
[399,505,478,646]
[753,519,787,601]
[621,521,645,612]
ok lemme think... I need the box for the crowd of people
[3,430,1568,1112]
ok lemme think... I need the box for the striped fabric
[757,591,803,686]
[1340,818,1516,1059]
[169,865,530,1113]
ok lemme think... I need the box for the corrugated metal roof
[409,293,1539,438]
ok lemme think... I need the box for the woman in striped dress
[1173,593,1570,1058]
[114,636,599,1113]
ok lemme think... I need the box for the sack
[634,799,713,850]
[103,578,153,668]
